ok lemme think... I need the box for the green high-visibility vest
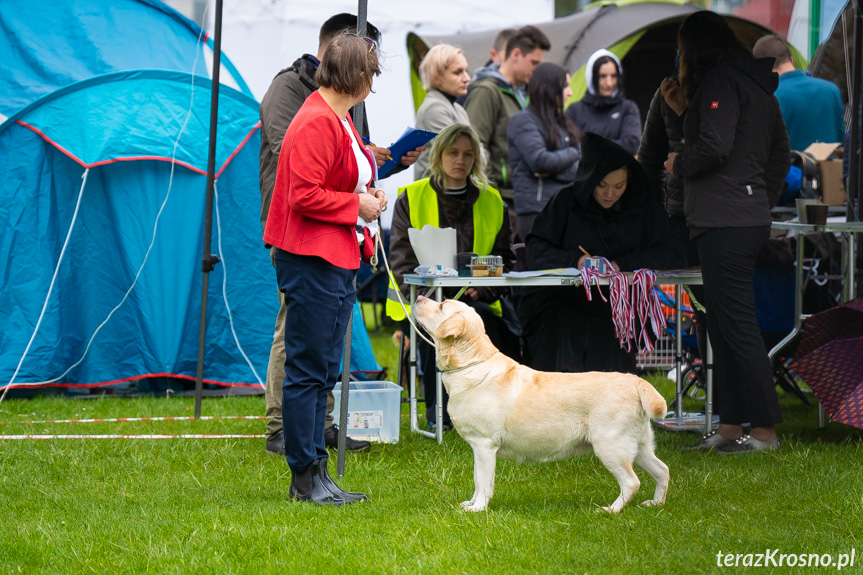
[387,178,504,321]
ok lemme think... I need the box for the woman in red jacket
[263,33,387,505]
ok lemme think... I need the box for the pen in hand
[366,141,393,162]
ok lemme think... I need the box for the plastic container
[470,255,503,277]
[331,381,402,443]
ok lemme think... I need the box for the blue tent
[0,1,383,392]
[0,0,252,119]
[0,70,274,389]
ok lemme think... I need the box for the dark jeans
[274,249,356,473]
[696,227,782,428]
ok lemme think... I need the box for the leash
[368,219,436,348]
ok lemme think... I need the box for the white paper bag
[408,225,457,269]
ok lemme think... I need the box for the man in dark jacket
[463,25,550,203]
[516,133,685,373]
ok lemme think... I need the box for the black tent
[407,1,797,125]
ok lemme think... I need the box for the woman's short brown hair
[315,32,382,98]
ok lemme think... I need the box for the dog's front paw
[460,500,487,512]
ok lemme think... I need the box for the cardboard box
[804,142,845,206]
[331,381,401,443]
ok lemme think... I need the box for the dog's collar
[440,360,484,373]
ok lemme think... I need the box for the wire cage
[636,285,691,370]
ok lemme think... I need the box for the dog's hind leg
[592,443,640,514]
[461,439,498,512]
[635,434,669,508]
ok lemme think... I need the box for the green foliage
[1,313,860,573]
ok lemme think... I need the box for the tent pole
[337,0,369,478]
[849,0,862,225]
[194,0,224,419]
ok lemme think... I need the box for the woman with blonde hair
[414,44,472,178]
[388,123,517,430]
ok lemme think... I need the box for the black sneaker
[324,425,371,452]
[715,434,780,455]
[266,429,285,456]
[680,430,736,452]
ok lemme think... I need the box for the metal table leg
[409,284,434,439]
[704,337,714,435]
[768,232,805,362]
[675,283,683,426]
[435,285,444,444]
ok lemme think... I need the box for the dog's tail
[636,378,668,419]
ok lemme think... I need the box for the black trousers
[696,226,782,428]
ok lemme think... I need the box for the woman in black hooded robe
[515,132,686,373]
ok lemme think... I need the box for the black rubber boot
[288,461,347,506]
[317,456,367,503]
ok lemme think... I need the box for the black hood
[569,132,650,214]
[724,57,779,95]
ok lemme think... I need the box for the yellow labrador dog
[413,296,669,513]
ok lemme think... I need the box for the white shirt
[342,117,376,240]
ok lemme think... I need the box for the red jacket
[263,91,374,269]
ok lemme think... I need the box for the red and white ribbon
[580,264,666,353]
[631,269,666,352]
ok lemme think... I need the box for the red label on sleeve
[710,101,719,109]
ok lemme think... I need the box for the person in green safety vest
[387,123,518,431]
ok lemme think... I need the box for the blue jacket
[507,109,581,216]
[775,70,845,151]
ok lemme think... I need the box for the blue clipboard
[377,127,438,178]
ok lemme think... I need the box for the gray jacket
[413,89,471,179]
[259,56,319,233]
[507,109,581,216]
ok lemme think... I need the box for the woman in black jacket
[665,11,790,454]
[516,133,685,373]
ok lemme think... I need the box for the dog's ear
[434,312,465,340]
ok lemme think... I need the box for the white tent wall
[787,0,847,58]
[200,0,554,228]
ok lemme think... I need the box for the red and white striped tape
[1,415,265,425]
[0,434,264,440]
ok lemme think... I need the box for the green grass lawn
[1,306,861,574]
